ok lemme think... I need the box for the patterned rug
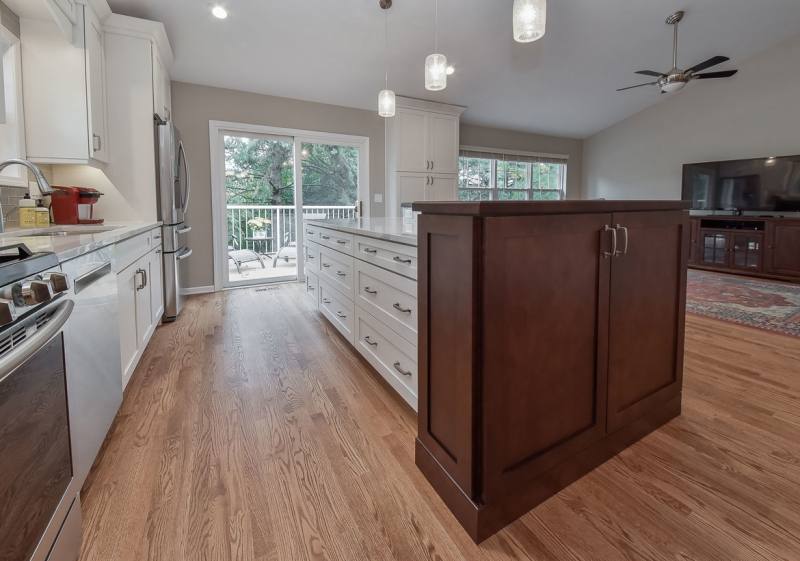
[686,270,800,337]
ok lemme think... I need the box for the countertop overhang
[412,200,690,216]
[305,218,417,247]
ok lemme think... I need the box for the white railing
[227,205,357,254]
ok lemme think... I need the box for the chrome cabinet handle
[393,302,412,314]
[135,268,146,291]
[322,298,332,304]
[323,263,331,268]
[364,287,378,295]
[615,225,629,256]
[307,285,315,291]
[393,256,412,264]
[336,311,347,319]
[363,247,377,254]
[306,230,314,235]
[321,235,331,240]
[336,239,347,245]
[430,176,435,186]
[393,362,412,377]
[431,160,434,170]
[336,271,346,277]
[602,225,617,258]
[364,336,378,347]
[307,255,315,260]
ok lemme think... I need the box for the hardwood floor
[79,285,800,561]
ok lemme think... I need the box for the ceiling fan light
[513,0,546,43]
[378,89,396,118]
[425,53,448,91]
[660,81,686,93]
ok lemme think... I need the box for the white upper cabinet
[152,44,171,121]
[394,109,428,172]
[426,113,460,175]
[20,1,109,165]
[0,18,27,187]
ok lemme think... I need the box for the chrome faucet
[0,159,54,233]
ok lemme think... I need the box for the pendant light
[378,1,396,117]
[425,0,447,91]
[513,0,546,43]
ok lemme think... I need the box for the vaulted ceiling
[30,0,800,137]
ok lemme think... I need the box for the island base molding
[415,395,682,542]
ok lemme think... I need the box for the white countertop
[0,222,162,263]
[306,218,417,246]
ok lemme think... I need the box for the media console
[689,216,800,282]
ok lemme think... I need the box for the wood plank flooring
[79,285,800,561]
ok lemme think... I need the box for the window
[458,150,567,202]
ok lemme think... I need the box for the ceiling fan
[617,11,738,94]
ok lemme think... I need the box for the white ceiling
[14,0,800,138]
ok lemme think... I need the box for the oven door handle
[0,299,74,384]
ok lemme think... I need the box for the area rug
[686,269,800,337]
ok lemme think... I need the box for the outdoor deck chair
[228,239,265,274]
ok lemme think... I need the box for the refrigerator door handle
[176,248,193,261]
[177,225,192,235]
[178,140,191,214]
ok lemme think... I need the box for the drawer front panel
[355,308,418,409]
[313,226,354,255]
[114,229,156,272]
[303,223,321,245]
[319,281,354,343]
[304,240,321,273]
[354,235,417,280]
[355,259,417,344]
[305,271,319,306]
[319,246,354,296]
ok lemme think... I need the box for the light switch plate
[374,193,383,203]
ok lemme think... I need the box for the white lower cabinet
[307,223,418,410]
[117,229,163,388]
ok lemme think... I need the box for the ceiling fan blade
[686,56,729,73]
[694,70,738,79]
[635,70,664,77]
[616,82,657,91]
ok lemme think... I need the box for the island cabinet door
[481,213,612,501]
[606,210,688,433]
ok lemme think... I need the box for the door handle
[602,225,617,258]
[615,225,629,256]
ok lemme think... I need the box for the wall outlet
[374,193,383,203]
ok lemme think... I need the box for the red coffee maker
[50,186,104,225]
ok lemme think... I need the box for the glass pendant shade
[425,53,448,91]
[378,89,396,117]
[513,0,546,43]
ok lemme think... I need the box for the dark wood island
[412,200,690,542]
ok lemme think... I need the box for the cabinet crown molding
[395,95,466,116]
[103,12,173,68]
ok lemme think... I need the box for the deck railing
[227,205,357,254]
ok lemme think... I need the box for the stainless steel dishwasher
[61,246,123,489]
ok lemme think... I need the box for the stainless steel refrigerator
[155,117,192,322]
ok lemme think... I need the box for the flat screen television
[682,155,800,212]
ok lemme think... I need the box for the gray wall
[460,123,583,199]
[172,81,387,289]
[582,34,800,200]
[173,82,585,290]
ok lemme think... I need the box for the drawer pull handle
[393,362,412,377]
[336,271,346,277]
[308,286,315,291]
[336,239,347,245]
[393,303,412,314]
[336,311,347,319]
[307,255,315,260]
[364,287,378,295]
[306,230,314,235]
[322,298,332,304]
[393,256,412,264]
[321,235,331,240]
[363,248,378,254]
[364,336,378,347]
[323,263,331,268]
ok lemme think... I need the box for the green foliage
[301,143,358,205]
[457,157,566,201]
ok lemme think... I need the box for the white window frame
[209,120,369,291]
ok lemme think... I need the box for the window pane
[301,143,359,206]
[459,157,491,189]
[458,189,492,201]
[498,190,528,201]
[224,135,294,205]
[532,190,562,201]
[497,160,528,190]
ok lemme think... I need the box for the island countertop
[305,217,417,246]
[0,222,162,263]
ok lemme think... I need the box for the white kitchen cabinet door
[118,263,139,384]
[396,173,429,208]
[394,109,428,173]
[427,174,458,201]
[85,8,108,163]
[135,256,152,347]
[427,114,459,175]
[149,247,164,322]
[152,44,171,121]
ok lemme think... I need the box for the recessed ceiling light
[211,5,228,19]
[446,65,455,76]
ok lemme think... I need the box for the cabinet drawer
[114,228,157,272]
[303,223,322,244]
[319,281,354,343]
[355,259,417,344]
[304,240,321,273]
[354,308,418,410]
[354,235,417,280]
[319,245,354,297]
[313,226,354,255]
[305,271,319,306]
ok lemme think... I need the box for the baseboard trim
[181,285,215,295]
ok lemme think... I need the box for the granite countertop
[306,218,417,247]
[0,222,162,263]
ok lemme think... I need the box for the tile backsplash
[0,185,28,227]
